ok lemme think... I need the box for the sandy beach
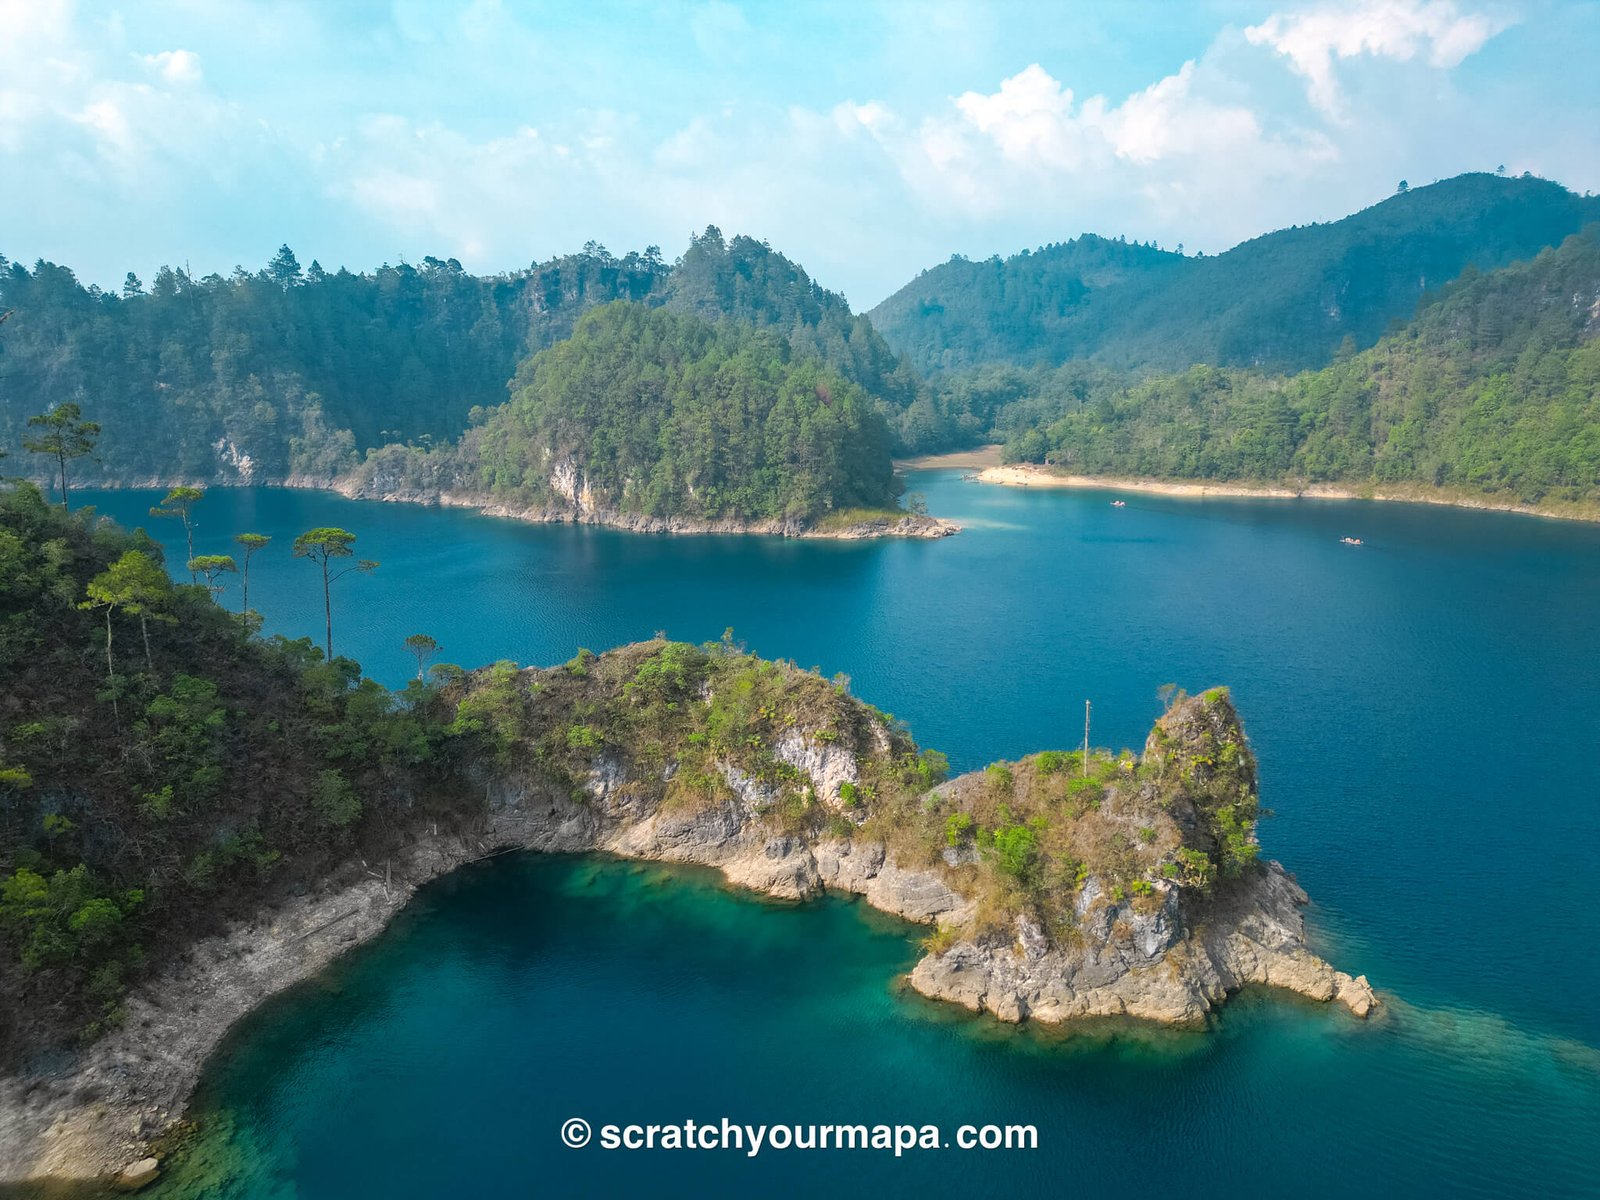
[973,464,1600,524]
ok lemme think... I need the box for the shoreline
[973,464,1600,524]
[51,476,962,541]
[332,482,962,540]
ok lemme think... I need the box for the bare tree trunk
[140,612,153,671]
[58,452,70,513]
[323,562,334,659]
[103,607,119,723]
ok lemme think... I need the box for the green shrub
[945,811,974,846]
[989,822,1039,881]
[1034,750,1070,776]
[566,724,603,752]
[312,769,361,829]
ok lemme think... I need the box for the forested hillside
[355,302,901,524]
[1002,228,1600,506]
[0,483,489,1060]
[871,174,1600,375]
[0,232,921,484]
[664,227,922,409]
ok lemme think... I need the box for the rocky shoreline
[330,477,961,540]
[0,677,1374,1189]
[48,473,960,541]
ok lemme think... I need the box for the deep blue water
[78,474,1600,1198]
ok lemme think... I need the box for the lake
[78,472,1600,1198]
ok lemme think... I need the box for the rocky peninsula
[0,642,1373,1189]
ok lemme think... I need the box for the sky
[2,0,1597,308]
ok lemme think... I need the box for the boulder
[114,1157,160,1191]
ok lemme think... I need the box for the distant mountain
[870,174,1600,375]
[0,232,918,486]
[1004,225,1600,507]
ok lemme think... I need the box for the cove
[76,470,1600,1195]
[148,855,1596,1198]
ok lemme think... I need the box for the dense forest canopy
[0,230,923,484]
[664,226,922,409]
[1001,227,1600,505]
[360,302,900,523]
[869,174,1600,375]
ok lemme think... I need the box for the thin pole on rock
[1083,700,1091,778]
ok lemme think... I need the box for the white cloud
[954,63,1088,169]
[0,0,1591,309]
[844,59,1334,229]
[1101,62,1261,165]
[1246,0,1515,115]
[141,49,202,85]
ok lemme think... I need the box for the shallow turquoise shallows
[78,473,1600,1198]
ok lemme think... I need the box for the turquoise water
[78,474,1600,1197]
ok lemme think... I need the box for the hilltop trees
[80,550,176,705]
[189,555,237,601]
[292,527,377,659]
[151,488,204,582]
[23,403,99,511]
[234,533,271,613]
[0,232,924,487]
[405,633,440,681]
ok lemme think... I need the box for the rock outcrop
[910,861,1375,1025]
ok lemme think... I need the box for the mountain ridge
[869,173,1600,375]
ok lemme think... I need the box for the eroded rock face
[774,729,862,806]
[910,860,1369,1026]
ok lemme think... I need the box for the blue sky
[3,0,1597,307]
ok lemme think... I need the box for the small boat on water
[1111,500,1127,508]
[1340,536,1363,546]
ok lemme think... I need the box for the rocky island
[328,301,955,540]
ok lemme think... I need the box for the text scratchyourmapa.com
[560,1117,1038,1157]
